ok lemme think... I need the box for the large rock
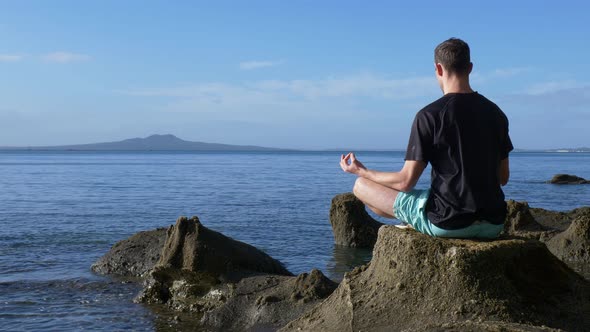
[547,174,589,184]
[503,200,551,240]
[137,216,292,308]
[201,269,338,331]
[91,228,167,277]
[281,226,590,331]
[531,206,590,232]
[330,193,384,248]
[547,214,590,278]
[504,201,590,278]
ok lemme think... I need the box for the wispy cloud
[126,73,437,101]
[239,60,283,70]
[491,67,532,78]
[498,84,590,113]
[471,67,533,84]
[120,73,440,127]
[0,54,24,62]
[42,52,91,63]
[524,80,583,95]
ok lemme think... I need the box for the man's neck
[442,75,473,95]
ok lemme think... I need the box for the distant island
[543,147,590,153]
[0,134,291,152]
[514,147,590,153]
[1,135,588,153]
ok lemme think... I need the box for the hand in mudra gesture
[340,152,366,175]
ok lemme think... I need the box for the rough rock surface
[201,269,338,331]
[136,216,292,308]
[330,192,384,248]
[531,206,590,232]
[281,226,590,331]
[547,214,590,277]
[503,201,590,278]
[91,228,167,277]
[547,174,589,184]
[503,200,551,239]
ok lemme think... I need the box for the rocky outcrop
[547,214,590,278]
[503,200,546,236]
[91,228,167,277]
[547,174,589,184]
[502,200,560,241]
[503,201,590,278]
[282,226,590,331]
[201,269,337,331]
[531,206,590,232]
[93,215,339,331]
[137,216,292,308]
[330,193,384,248]
[93,197,590,331]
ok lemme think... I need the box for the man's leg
[352,177,399,219]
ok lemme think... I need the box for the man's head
[434,38,473,92]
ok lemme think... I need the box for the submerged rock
[282,226,590,331]
[91,228,167,277]
[330,193,384,248]
[201,269,337,331]
[547,174,589,184]
[136,216,292,308]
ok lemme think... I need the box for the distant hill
[0,134,291,152]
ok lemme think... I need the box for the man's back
[342,38,512,239]
[406,92,513,230]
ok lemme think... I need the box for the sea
[1,151,589,331]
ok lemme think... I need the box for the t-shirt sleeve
[500,113,514,160]
[405,111,433,162]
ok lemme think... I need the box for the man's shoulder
[417,95,453,116]
[475,93,508,121]
[475,92,502,109]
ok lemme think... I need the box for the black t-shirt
[405,92,513,230]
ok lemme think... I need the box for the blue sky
[1,1,589,149]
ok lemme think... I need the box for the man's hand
[340,152,366,175]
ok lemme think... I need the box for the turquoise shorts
[393,189,504,239]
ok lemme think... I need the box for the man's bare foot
[394,223,414,230]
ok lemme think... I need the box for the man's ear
[435,63,444,77]
[467,62,473,74]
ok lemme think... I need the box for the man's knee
[353,177,370,198]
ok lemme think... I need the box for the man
[340,38,513,239]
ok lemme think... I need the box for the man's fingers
[340,152,357,173]
[340,159,349,172]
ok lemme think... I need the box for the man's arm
[340,153,427,192]
[499,157,510,186]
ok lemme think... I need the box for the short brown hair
[434,38,471,75]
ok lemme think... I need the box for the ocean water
[1,151,589,331]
